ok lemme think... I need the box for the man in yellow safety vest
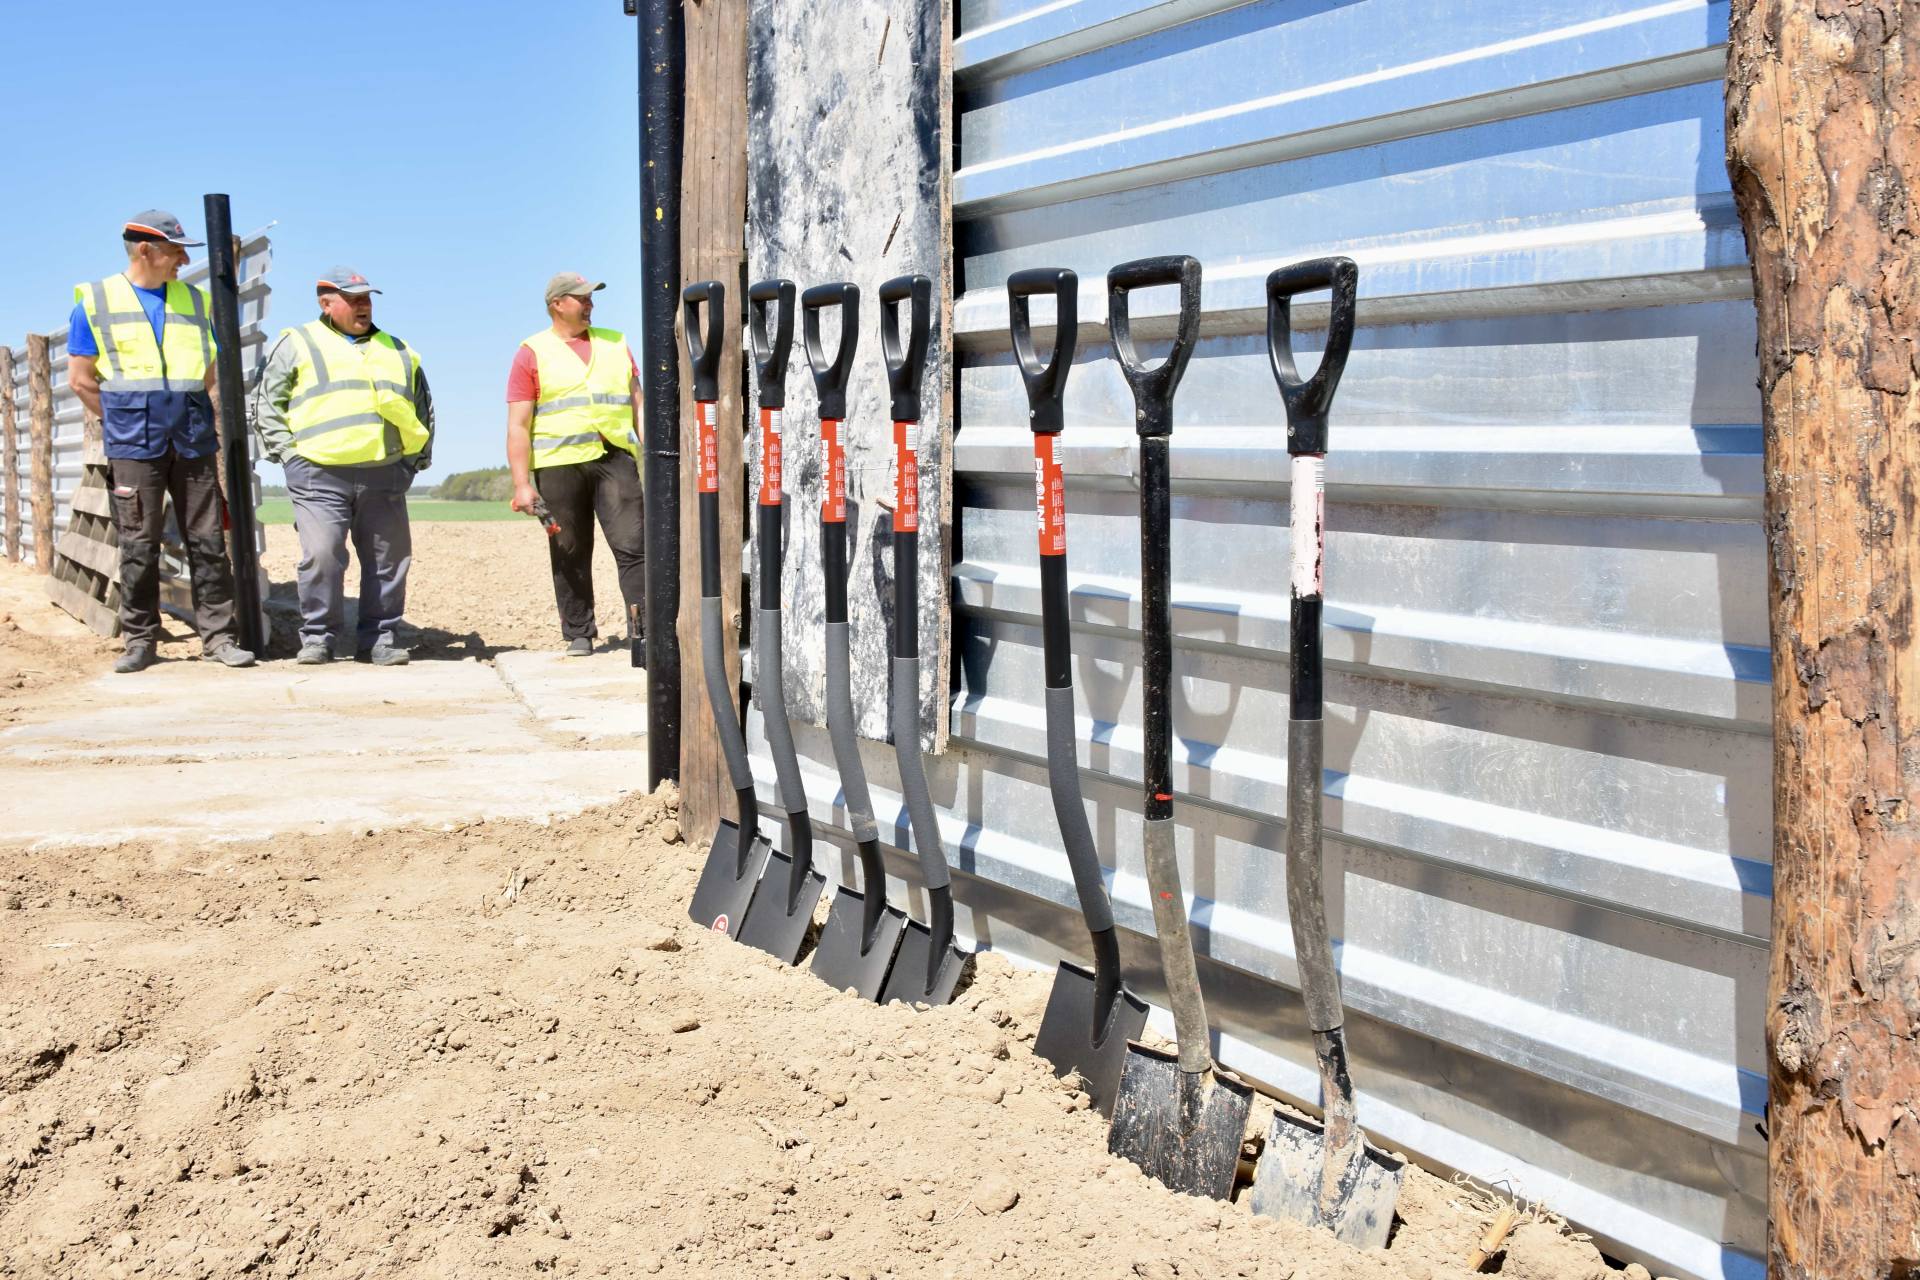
[67,209,254,673]
[252,267,434,666]
[505,272,644,658]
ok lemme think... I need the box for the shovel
[735,278,828,963]
[1104,254,1253,1200]
[682,279,773,938]
[1009,267,1150,1116]
[1248,256,1405,1248]
[803,282,909,999]
[873,274,970,1008]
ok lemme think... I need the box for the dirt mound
[0,785,1615,1279]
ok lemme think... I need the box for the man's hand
[511,483,538,514]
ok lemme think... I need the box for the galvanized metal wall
[740,4,1763,1275]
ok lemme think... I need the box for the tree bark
[26,334,54,573]
[1725,5,1920,1278]
[1,344,18,562]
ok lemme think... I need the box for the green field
[256,498,524,525]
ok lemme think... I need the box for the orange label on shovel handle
[1033,434,1065,556]
[696,400,718,494]
[892,421,920,533]
[821,418,846,523]
[759,408,782,507]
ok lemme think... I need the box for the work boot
[201,641,257,668]
[295,640,332,665]
[364,641,410,667]
[565,637,594,658]
[113,641,158,674]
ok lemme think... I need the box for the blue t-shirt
[67,282,169,358]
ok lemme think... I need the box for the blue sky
[0,1,643,480]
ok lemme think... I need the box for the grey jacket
[251,318,435,471]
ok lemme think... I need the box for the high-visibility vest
[523,327,637,469]
[282,321,429,466]
[74,275,213,391]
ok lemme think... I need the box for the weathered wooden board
[745,0,951,753]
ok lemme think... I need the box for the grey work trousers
[532,449,645,642]
[108,451,239,647]
[283,455,414,653]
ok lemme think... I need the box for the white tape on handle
[1289,454,1325,599]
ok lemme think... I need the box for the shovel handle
[748,278,796,410]
[1106,255,1201,439]
[681,280,725,404]
[1266,257,1357,456]
[879,274,933,424]
[1008,268,1077,435]
[801,282,859,421]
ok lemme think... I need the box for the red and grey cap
[123,209,204,247]
[317,267,381,296]
[545,271,606,304]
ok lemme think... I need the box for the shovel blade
[1033,961,1150,1117]
[810,888,907,1000]
[1107,1043,1252,1201]
[735,850,826,964]
[878,919,969,1007]
[1251,1110,1405,1250]
[688,820,773,939]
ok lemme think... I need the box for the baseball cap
[123,210,204,247]
[316,267,381,296]
[545,272,606,304]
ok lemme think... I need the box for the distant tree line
[435,467,514,501]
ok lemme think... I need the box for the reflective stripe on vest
[524,327,636,469]
[283,322,430,466]
[74,276,213,392]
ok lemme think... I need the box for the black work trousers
[532,449,645,642]
[108,450,239,647]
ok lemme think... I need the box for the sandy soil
[260,522,634,661]
[0,538,1642,1279]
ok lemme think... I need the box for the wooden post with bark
[1726,5,1920,1277]
[676,0,748,842]
[26,334,54,573]
[1,344,18,563]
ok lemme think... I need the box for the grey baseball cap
[545,272,606,304]
[123,210,204,247]
[317,267,381,296]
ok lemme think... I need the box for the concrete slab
[493,650,648,740]
[0,652,652,846]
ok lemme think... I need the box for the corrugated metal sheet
[744,6,1763,1276]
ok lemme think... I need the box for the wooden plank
[54,527,119,581]
[44,573,119,638]
[27,334,53,573]
[677,0,750,843]
[745,0,953,752]
[71,484,112,519]
[1,345,17,562]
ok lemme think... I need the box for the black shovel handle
[1008,267,1077,435]
[879,274,933,424]
[802,282,859,421]
[682,280,725,404]
[1107,255,1201,439]
[1267,256,1358,456]
[749,278,796,410]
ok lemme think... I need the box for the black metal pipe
[201,195,263,656]
[638,0,684,789]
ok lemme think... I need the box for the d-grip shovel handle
[802,282,859,421]
[879,273,933,423]
[749,278,796,411]
[1008,267,1076,435]
[1267,256,1357,456]
[1107,254,1201,438]
[682,280,725,404]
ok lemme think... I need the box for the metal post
[0,345,17,562]
[202,195,264,655]
[638,0,684,789]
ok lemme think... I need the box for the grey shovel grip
[892,656,951,891]
[1143,815,1212,1075]
[754,609,807,816]
[1286,717,1344,1034]
[825,621,878,845]
[701,595,753,793]
[1045,684,1114,934]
